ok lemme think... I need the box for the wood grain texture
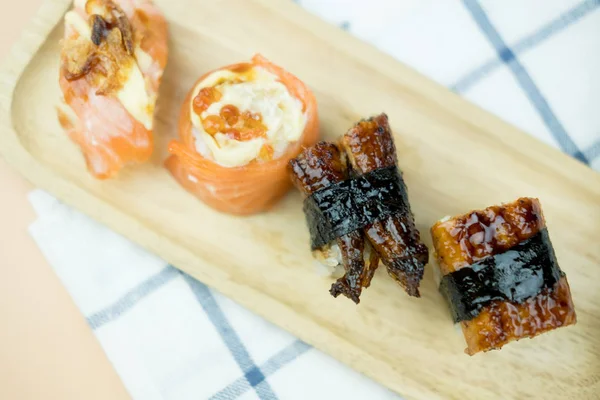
[1,1,599,399]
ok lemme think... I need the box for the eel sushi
[341,114,429,296]
[58,0,168,179]
[166,54,319,215]
[430,197,576,354]
[289,113,428,302]
[289,142,380,303]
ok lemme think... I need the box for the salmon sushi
[58,0,168,179]
[430,198,576,355]
[166,55,319,215]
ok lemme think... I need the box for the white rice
[313,243,344,278]
[312,240,379,278]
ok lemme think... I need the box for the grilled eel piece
[289,142,379,303]
[340,113,428,297]
[431,197,576,354]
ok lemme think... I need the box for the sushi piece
[340,114,429,297]
[166,54,319,215]
[289,114,428,302]
[58,0,168,179]
[289,142,380,303]
[430,198,576,355]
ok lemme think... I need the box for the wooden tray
[1,1,599,398]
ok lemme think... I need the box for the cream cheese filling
[189,67,306,167]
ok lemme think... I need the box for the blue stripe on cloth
[210,340,311,400]
[512,0,599,55]
[462,0,589,164]
[183,274,278,400]
[583,139,600,161]
[87,265,180,330]
[452,0,600,92]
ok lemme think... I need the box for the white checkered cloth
[29,1,600,399]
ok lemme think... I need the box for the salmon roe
[201,115,225,135]
[193,89,268,146]
[193,87,222,114]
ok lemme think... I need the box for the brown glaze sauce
[289,142,348,195]
[461,277,576,354]
[341,113,397,172]
[431,197,546,273]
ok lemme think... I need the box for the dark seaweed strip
[439,229,563,323]
[303,166,410,250]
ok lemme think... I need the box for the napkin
[29,1,600,399]
[28,190,395,400]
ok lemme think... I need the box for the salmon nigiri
[166,55,319,215]
[58,0,168,179]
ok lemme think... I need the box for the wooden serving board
[1,1,599,398]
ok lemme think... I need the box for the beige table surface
[0,1,130,398]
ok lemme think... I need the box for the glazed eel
[289,142,379,303]
[341,113,429,297]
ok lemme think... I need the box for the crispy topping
[62,0,137,95]
[85,0,133,54]
[94,28,133,95]
[90,15,108,45]
[116,14,134,55]
[62,40,99,81]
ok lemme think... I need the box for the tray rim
[1,1,599,399]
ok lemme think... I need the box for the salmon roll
[166,55,319,215]
[430,198,576,355]
[58,0,168,179]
